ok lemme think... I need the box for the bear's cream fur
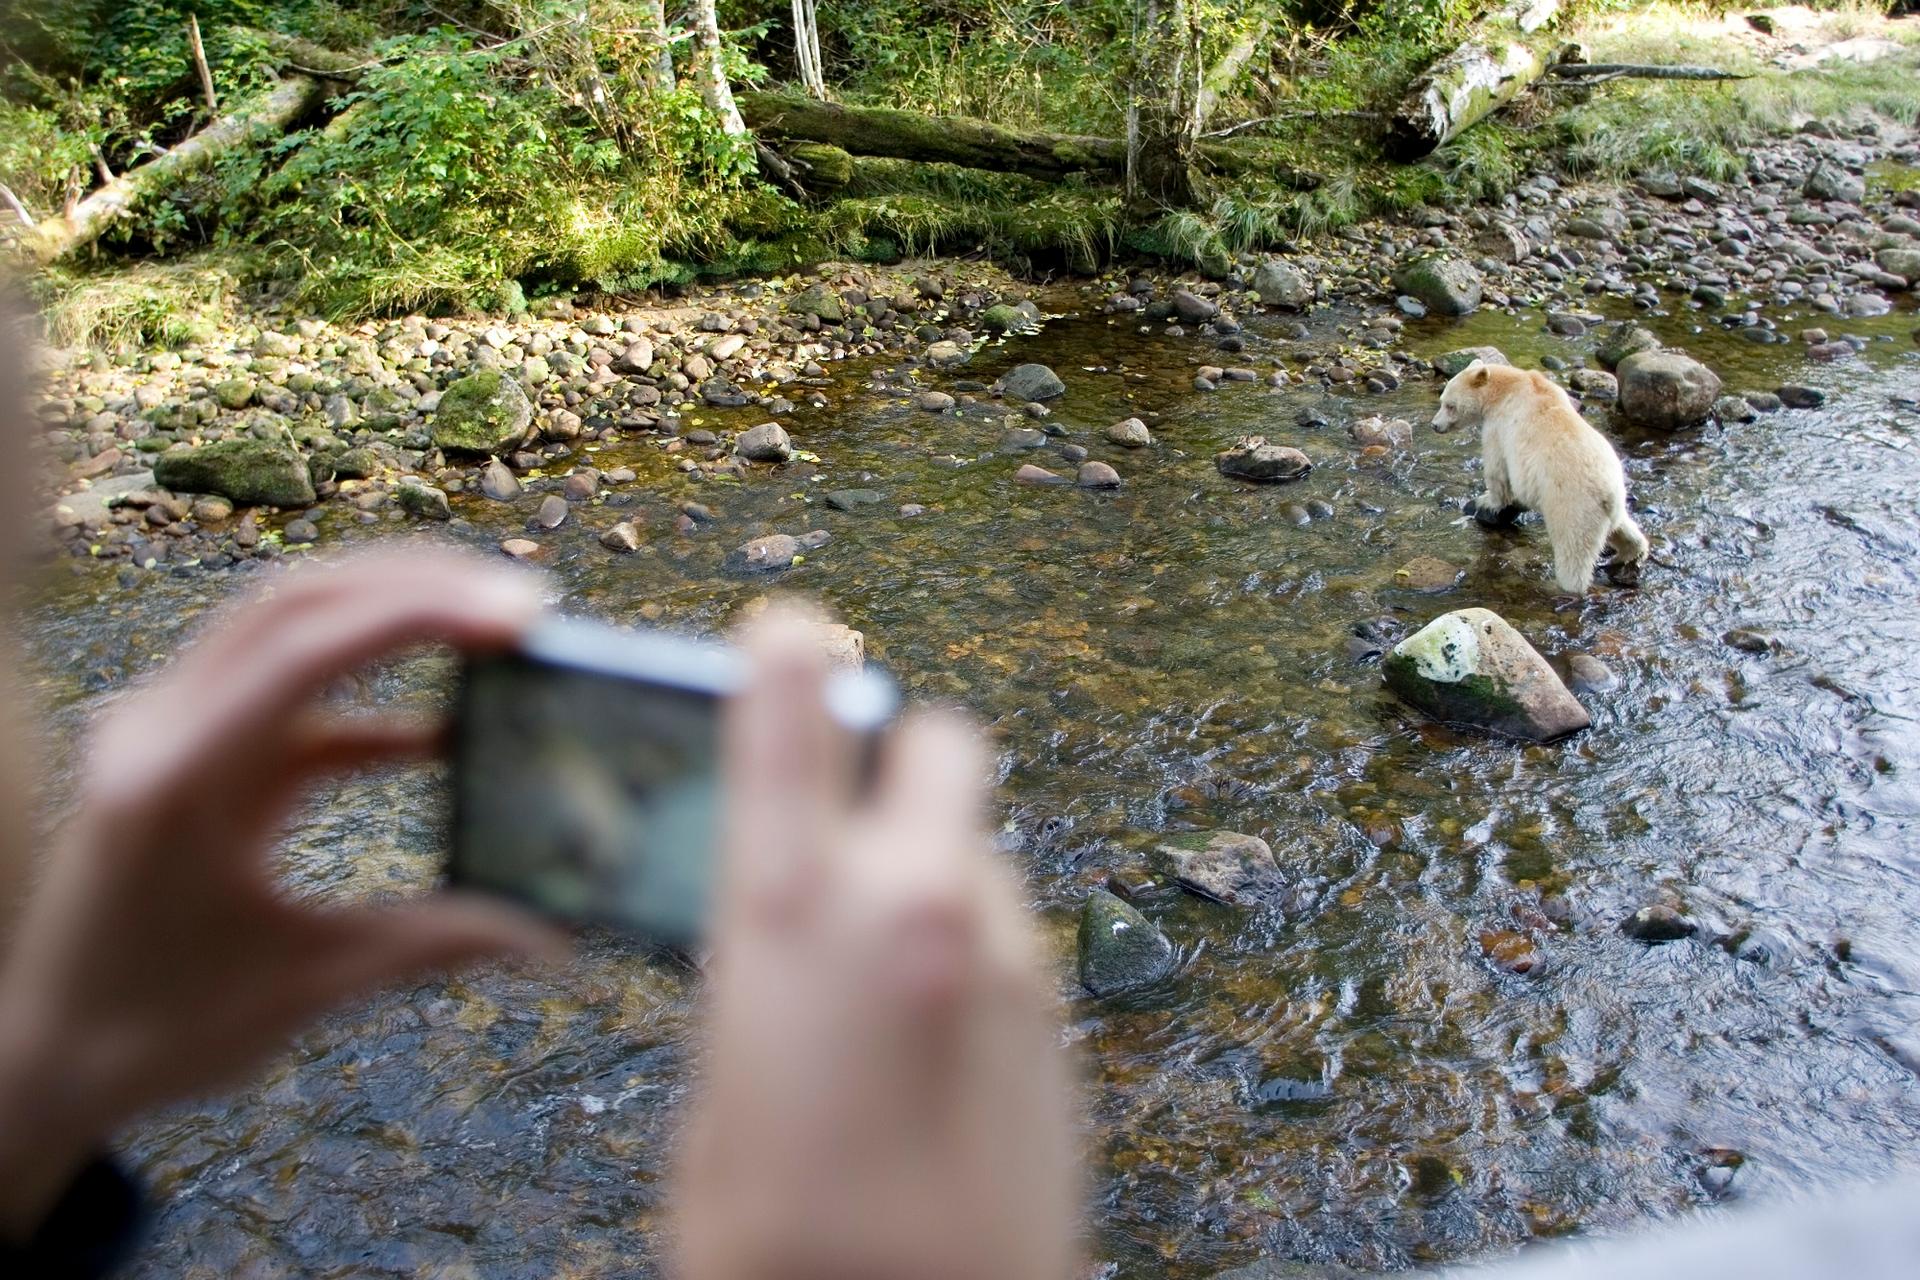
[1432,360,1648,594]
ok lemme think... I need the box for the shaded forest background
[2,1,1915,338]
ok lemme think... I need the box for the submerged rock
[1216,436,1311,483]
[432,370,535,455]
[1152,831,1285,906]
[998,363,1067,402]
[1077,890,1176,996]
[1617,351,1721,428]
[153,439,316,507]
[1391,254,1482,316]
[1383,608,1591,742]
[1434,346,1508,377]
[730,530,829,572]
[1350,416,1413,449]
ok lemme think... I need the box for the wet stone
[1014,463,1067,486]
[1394,556,1463,593]
[1384,608,1591,742]
[599,521,641,553]
[1106,417,1153,447]
[825,488,885,511]
[734,421,792,462]
[1216,437,1311,483]
[531,494,568,530]
[1151,831,1285,907]
[1077,890,1176,997]
[397,483,451,522]
[1076,461,1121,489]
[998,363,1066,402]
[1623,903,1695,943]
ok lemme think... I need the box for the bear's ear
[1470,366,1490,387]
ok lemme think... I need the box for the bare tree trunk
[1195,14,1271,129]
[639,0,674,92]
[792,0,827,99]
[20,74,327,265]
[692,0,746,134]
[1128,0,1203,211]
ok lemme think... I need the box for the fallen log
[21,74,328,265]
[1382,0,1562,161]
[738,91,1318,190]
[1543,62,1749,82]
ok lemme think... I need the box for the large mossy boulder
[1383,608,1590,742]
[1391,254,1482,316]
[432,370,534,455]
[785,282,846,323]
[1077,890,1176,996]
[153,438,316,507]
[1616,351,1721,429]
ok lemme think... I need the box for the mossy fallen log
[22,74,329,266]
[1382,0,1562,162]
[739,92,1318,191]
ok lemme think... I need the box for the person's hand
[672,608,1080,1280]
[0,548,566,1240]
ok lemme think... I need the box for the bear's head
[1431,361,1494,433]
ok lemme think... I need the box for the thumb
[301,894,571,1005]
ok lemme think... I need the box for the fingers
[89,549,540,805]
[716,602,859,927]
[283,710,445,775]
[295,893,570,1011]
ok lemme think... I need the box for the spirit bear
[1431,360,1648,594]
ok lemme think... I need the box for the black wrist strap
[1,1155,146,1278]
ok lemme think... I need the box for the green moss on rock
[153,438,316,507]
[432,370,533,455]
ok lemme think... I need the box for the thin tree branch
[188,14,220,111]
[0,183,36,229]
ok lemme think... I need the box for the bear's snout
[1430,409,1455,433]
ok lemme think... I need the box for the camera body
[450,618,897,944]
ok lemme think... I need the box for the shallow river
[22,275,1920,1277]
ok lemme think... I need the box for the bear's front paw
[1604,557,1643,588]
[1466,495,1525,528]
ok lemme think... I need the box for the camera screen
[452,653,719,943]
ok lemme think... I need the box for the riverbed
[22,272,1920,1276]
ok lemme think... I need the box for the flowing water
[21,280,1920,1277]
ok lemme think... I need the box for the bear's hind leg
[1548,506,1611,594]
